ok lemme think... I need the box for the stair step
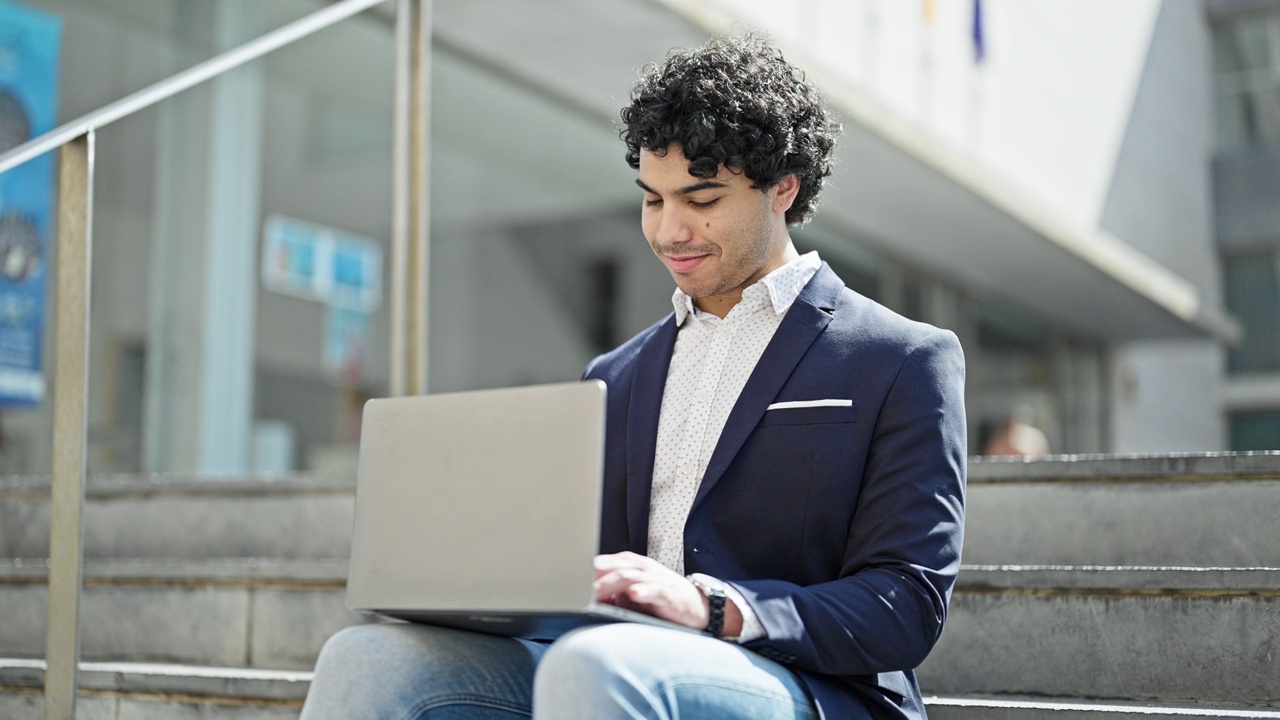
[0,559,368,668]
[6,661,1279,720]
[966,453,1280,567]
[924,694,1280,719]
[970,452,1280,482]
[0,474,355,559]
[919,566,1280,705]
[0,658,308,719]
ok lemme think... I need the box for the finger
[625,582,662,605]
[618,583,696,626]
[592,568,645,600]
[593,551,649,576]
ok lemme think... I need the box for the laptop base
[366,605,706,641]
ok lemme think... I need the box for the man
[302,33,965,720]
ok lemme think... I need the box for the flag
[972,0,986,63]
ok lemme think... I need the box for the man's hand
[593,552,709,630]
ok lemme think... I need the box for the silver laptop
[346,380,696,639]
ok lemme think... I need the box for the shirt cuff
[721,583,766,643]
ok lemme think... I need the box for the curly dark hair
[620,34,840,226]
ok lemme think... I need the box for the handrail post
[44,130,94,720]
[392,0,431,396]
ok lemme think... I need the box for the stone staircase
[0,474,365,718]
[919,452,1280,718]
[1,454,1279,718]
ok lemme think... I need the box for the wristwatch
[688,573,727,638]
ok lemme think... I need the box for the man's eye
[691,199,719,209]
[643,198,662,208]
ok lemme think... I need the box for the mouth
[664,254,711,274]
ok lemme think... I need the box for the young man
[301,34,965,720]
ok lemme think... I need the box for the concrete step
[5,454,1278,566]
[918,565,1280,706]
[0,474,355,559]
[0,658,308,719]
[0,559,369,669]
[966,453,1280,567]
[6,660,1280,720]
[924,695,1280,719]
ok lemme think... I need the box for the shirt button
[680,462,693,475]
[695,390,711,403]
[664,538,678,551]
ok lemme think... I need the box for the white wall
[701,0,1227,451]
[1112,340,1226,452]
[1098,0,1219,293]
[1097,1,1226,452]
[706,0,1164,232]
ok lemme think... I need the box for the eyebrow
[635,178,729,196]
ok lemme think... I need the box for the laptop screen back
[346,380,607,614]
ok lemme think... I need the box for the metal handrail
[0,0,387,176]
[1,0,432,717]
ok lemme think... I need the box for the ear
[771,174,801,214]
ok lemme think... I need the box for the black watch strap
[690,575,727,638]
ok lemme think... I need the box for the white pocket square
[766,399,853,410]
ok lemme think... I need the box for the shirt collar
[671,251,822,326]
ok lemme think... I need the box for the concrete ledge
[0,692,301,720]
[0,658,311,701]
[0,560,366,668]
[0,473,356,498]
[6,455,1279,488]
[0,558,349,585]
[0,479,356,558]
[957,565,1280,594]
[922,582,1280,703]
[0,659,307,719]
[971,452,1280,484]
[964,478,1280,566]
[925,695,1280,719]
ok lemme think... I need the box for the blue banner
[0,1,61,406]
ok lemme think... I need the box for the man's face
[637,146,793,315]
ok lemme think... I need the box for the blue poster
[0,1,61,406]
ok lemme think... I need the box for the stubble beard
[683,205,776,301]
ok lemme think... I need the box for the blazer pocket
[759,404,856,427]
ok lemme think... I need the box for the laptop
[346,380,699,639]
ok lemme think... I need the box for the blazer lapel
[691,264,844,509]
[624,315,678,553]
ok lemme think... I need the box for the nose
[654,204,693,246]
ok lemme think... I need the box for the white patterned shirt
[649,250,822,641]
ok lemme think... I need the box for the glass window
[1230,410,1280,450]
[1214,12,1280,151]
[1224,251,1280,374]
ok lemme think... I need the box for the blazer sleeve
[730,329,967,676]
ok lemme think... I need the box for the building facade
[0,0,1266,476]
[1211,0,1280,449]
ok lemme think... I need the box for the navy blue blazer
[583,263,967,720]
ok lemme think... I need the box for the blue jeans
[299,622,817,720]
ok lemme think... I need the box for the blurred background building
[0,0,1276,476]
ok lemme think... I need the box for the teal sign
[261,214,382,313]
[0,1,61,406]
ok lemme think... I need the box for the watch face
[0,89,32,154]
[690,573,725,594]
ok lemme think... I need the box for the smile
[664,254,711,273]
